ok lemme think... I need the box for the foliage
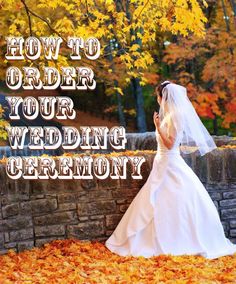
[0,0,208,95]
[162,0,236,134]
[0,238,236,283]
[0,105,9,141]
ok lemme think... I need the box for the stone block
[223,191,236,199]
[181,153,192,168]
[90,215,104,221]
[4,232,9,242]
[18,241,34,252]
[0,216,33,231]
[31,195,45,200]
[30,180,49,195]
[2,203,20,218]
[34,211,78,226]
[9,228,34,242]
[20,199,58,215]
[4,242,17,249]
[219,199,236,208]
[35,225,65,237]
[230,230,236,237]
[194,153,208,183]
[119,160,148,189]
[88,189,112,200]
[225,149,236,181]
[78,216,89,222]
[0,233,4,248]
[58,192,87,203]
[106,230,114,237]
[221,208,236,220]
[230,220,236,228]
[81,179,97,190]
[46,180,70,193]
[64,180,83,191]
[206,183,229,192]
[106,214,123,229]
[112,188,139,199]
[120,204,130,213]
[67,221,104,238]
[209,192,222,201]
[221,221,229,231]
[6,179,30,200]
[58,203,77,211]
[116,199,126,205]
[0,166,7,195]
[229,238,236,244]
[229,183,236,190]
[77,200,116,216]
[77,203,89,216]
[208,151,223,182]
[97,177,119,190]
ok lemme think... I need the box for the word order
[5,37,100,61]
[5,66,96,90]
[6,156,146,180]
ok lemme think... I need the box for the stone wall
[0,146,235,255]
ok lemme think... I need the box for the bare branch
[136,0,150,19]
[20,0,33,36]
[20,0,67,42]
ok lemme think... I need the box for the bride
[105,81,236,259]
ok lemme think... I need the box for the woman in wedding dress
[105,81,236,259]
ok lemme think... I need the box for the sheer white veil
[158,81,217,156]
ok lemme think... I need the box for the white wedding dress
[105,119,236,259]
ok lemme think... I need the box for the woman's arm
[153,112,177,150]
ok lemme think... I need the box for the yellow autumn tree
[0,105,9,141]
[0,0,208,132]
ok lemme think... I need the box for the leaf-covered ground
[0,239,236,283]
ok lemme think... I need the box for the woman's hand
[153,111,160,131]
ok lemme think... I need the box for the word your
[6,156,146,180]
[6,96,76,120]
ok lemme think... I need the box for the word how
[5,37,100,60]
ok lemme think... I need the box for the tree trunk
[132,77,147,132]
[106,42,126,128]
[229,0,236,28]
[114,80,126,127]
[213,116,218,135]
[125,0,147,132]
